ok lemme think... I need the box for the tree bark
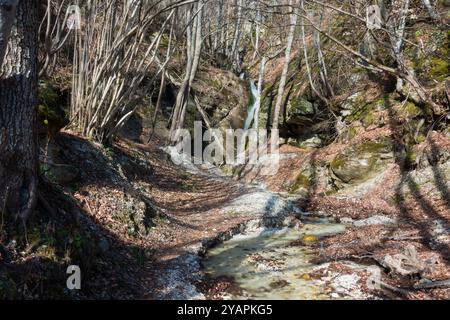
[422,0,439,20]
[272,0,297,131]
[0,0,38,221]
[254,56,266,131]
[170,1,203,142]
[0,0,17,65]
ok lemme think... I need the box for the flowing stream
[203,216,346,300]
[200,76,350,299]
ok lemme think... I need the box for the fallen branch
[413,279,450,290]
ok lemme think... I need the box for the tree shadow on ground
[384,94,450,264]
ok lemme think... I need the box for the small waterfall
[244,80,259,130]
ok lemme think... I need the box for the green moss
[207,78,222,90]
[362,111,376,127]
[357,140,391,154]
[220,164,235,176]
[405,150,418,167]
[412,28,449,82]
[368,97,386,110]
[331,139,392,184]
[291,172,311,192]
[289,98,314,115]
[347,127,358,139]
[399,101,423,119]
[330,155,347,171]
[429,58,449,81]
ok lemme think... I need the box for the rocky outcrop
[192,67,249,131]
[330,139,393,185]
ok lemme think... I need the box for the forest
[0,0,449,300]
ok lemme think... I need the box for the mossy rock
[429,58,449,81]
[330,138,393,184]
[194,68,249,132]
[40,163,80,185]
[288,98,314,116]
[412,28,449,83]
[340,92,366,117]
[347,127,358,140]
[220,164,235,176]
[291,160,325,192]
[403,102,422,118]
[291,172,311,192]
[298,135,323,149]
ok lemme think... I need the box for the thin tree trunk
[231,0,243,71]
[272,0,297,131]
[301,0,329,105]
[150,15,174,141]
[0,0,18,65]
[422,0,439,20]
[0,0,39,222]
[252,1,261,60]
[313,9,334,98]
[170,1,203,142]
[254,56,266,131]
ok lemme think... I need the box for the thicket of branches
[39,0,448,142]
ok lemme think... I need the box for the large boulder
[42,163,80,185]
[286,98,315,125]
[330,138,393,184]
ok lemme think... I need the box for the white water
[244,80,259,130]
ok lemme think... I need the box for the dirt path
[105,139,296,299]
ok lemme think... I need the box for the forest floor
[30,131,282,299]
[1,127,449,299]
[240,131,450,300]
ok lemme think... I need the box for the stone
[330,139,393,184]
[43,163,80,185]
[299,135,323,149]
[340,92,365,115]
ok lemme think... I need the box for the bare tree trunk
[254,56,266,131]
[0,0,18,65]
[150,14,175,141]
[422,0,439,20]
[272,0,297,131]
[231,0,243,71]
[314,8,334,98]
[252,0,261,60]
[300,0,329,105]
[216,0,225,51]
[390,0,410,57]
[0,0,38,222]
[170,1,203,142]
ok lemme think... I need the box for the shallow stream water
[203,217,346,299]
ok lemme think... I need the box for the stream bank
[154,146,385,300]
